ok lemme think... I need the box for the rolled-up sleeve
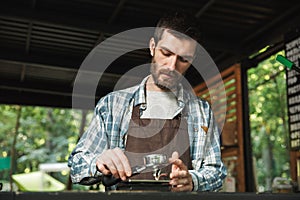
[68,104,108,183]
[189,100,227,191]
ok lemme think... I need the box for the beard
[150,58,183,91]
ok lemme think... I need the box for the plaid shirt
[68,76,227,191]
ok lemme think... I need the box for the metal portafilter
[144,154,168,180]
[101,154,168,187]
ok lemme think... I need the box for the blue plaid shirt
[68,76,227,191]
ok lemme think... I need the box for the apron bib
[124,105,192,180]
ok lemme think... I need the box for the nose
[167,55,177,71]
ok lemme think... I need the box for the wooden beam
[195,0,215,18]
[108,0,127,24]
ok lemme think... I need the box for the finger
[171,158,188,171]
[102,151,119,177]
[170,169,188,179]
[96,149,119,177]
[170,159,187,179]
[171,184,192,192]
[96,162,111,175]
[169,151,179,163]
[114,148,132,177]
[169,151,180,172]
[99,148,126,179]
[170,177,190,186]
[112,149,131,180]
[169,151,188,171]
[172,151,179,159]
[96,152,114,175]
[96,148,131,180]
[170,178,193,192]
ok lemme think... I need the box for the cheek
[177,64,190,74]
[154,53,168,65]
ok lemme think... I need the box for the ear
[149,37,156,56]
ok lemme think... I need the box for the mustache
[159,69,180,77]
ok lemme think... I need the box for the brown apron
[124,105,192,180]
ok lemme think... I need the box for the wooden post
[193,63,247,192]
[9,105,22,191]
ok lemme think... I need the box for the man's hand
[169,151,193,192]
[96,147,132,181]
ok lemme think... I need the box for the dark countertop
[1,191,300,200]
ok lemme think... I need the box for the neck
[146,76,170,92]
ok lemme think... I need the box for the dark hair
[154,11,202,43]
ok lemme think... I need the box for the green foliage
[248,51,290,192]
[0,105,92,185]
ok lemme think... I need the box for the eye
[179,56,193,64]
[178,56,189,63]
[160,49,172,57]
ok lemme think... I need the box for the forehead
[156,29,197,57]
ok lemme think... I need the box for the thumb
[169,151,179,163]
[172,151,179,160]
[170,151,179,171]
[170,152,180,178]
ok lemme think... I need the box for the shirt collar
[133,76,148,107]
[133,75,187,107]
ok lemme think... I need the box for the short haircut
[154,11,202,43]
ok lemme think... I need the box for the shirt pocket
[189,118,208,160]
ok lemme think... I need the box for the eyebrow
[159,46,194,60]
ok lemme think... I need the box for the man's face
[149,30,197,91]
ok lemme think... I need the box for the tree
[248,51,290,192]
[0,105,92,188]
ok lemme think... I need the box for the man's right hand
[96,147,132,181]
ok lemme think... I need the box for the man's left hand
[169,151,193,192]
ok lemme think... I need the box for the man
[68,11,227,192]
